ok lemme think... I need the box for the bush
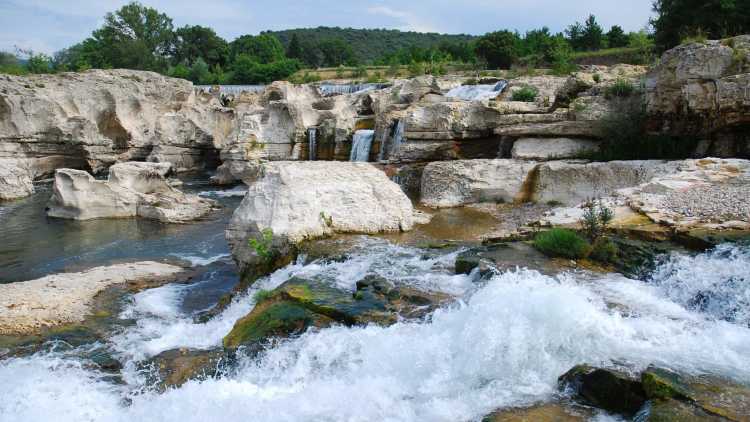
[590,238,619,263]
[511,85,538,102]
[248,228,275,261]
[580,199,614,242]
[533,229,591,259]
[604,79,636,98]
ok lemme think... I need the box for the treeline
[2,0,750,83]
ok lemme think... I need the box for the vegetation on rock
[533,229,591,259]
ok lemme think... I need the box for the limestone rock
[420,159,539,208]
[558,364,647,416]
[511,137,600,160]
[47,161,216,222]
[0,262,184,334]
[0,159,35,200]
[0,70,232,177]
[226,161,414,271]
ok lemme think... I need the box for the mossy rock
[558,364,646,416]
[145,348,230,390]
[648,399,724,422]
[642,367,750,421]
[674,229,750,251]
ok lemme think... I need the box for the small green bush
[590,238,619,263]
[604,79,636,98]
[248,228,275,261]
[253,289,274,303]
[580,199,614,241]
[511,85,538,102]
[593,73,602,83]
[533,229,591,259]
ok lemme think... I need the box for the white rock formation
[0,262,183,335]
[227,161,414,268]
[420,159,539,208]
[511,137,600,160]
[47,162,215,222]
[0,159,35,200]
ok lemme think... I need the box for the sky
[0,0,655,55]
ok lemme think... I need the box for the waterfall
[350,130,375,162]
[318,83,389,97]
[446,80,508,101]
[307,128,317,161]
[391,120,405,157]
[377,120,404,162]
[194,85,266,95]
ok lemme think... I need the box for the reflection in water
[0,176,243,283]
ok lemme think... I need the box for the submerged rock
[482,403,592,421]
[0,262,184,335]
[558,364,647,416]
[145,348,229,390]
[46,162,216,222]
[223,276,448,349]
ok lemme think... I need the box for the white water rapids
[1,240,749,422]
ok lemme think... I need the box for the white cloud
[366,5,437,33]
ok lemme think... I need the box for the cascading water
[377,120,404,162]
[194,85,266,95]
[307,127,317,161]
[446,80,508,101]
[318,83,389,97]
[1,241,750,422]
[350,129,375,162]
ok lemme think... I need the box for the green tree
[582,15,604,50]
[318,38,357,67]
[173,25,228,67]
[26,52,52,74]
[90,2,174,71]
[652,0,750,51]
[475,30,519,69]
[189,57,213,84]
[606,25,629,48]
[566,22,586,51]
[230,34,285,63]
[286,33,303,60]
[0,51,26,75]
[168,63,190,80]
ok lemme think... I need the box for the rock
[0,70,232,176]
[511,138,600,160]
[226,161,413,273]
[648,398,725,422]
[533,160,679,206]
[642,367,750,421]
[420,159,539,208]
[0,262,184,335]
[558,364,647,416]
[454,242,561,277]
[47,161,216,223]
[483,403,592,422]
[223,276,448,349]
[145,348,229,390]
[0,159,35,200]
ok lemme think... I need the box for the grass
[253,289,274,303]
[533,229,591,259]
[604,79,637,99]
[511,85,538,102]
[571,47,641,60]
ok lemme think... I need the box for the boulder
[0,262,184,335]
[511,138,600,160]
[0,159,35,200]
[0,70,232,176]
[558,365,647,416]
[226,161,414,272]
[47,161,216,222]
[483,403,592,422]
[420,159,539,208]
[223,276,448,349]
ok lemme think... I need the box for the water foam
[2,244,750,422]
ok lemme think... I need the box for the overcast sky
[0,0,655,55]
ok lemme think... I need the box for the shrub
[580,198,614,241]
[533,229,591,259]
[590,238,619,263]
[511,85,538,102]
[248,228,275,261]
[604,79,635,98]
[593,73,601,83]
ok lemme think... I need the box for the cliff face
[0,69,234,178]
[645,35,750,157]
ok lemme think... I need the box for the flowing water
[1,235,749,422]
[350,129,375,162]
[318,83,389,97]
[446,81,508,101]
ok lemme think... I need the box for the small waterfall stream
[350,130,375,162]
[446,80,508,101]
[378,120,405,162]
[307,128,317,161]
[318,83,389,97]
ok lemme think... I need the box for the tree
[566,22,586,51]
[189,58,212,84]
[582,15,604,50]
[230,34,285,63]
[91,2,174,71]
[173,25,228,67]
[318,38,357,67]
[652,0,750,51]
[606,25,629,48]
[286,34,303,60]
[475,30,519,69]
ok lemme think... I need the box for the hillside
[264,26,477,64]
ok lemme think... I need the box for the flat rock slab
[0,262,183,335]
